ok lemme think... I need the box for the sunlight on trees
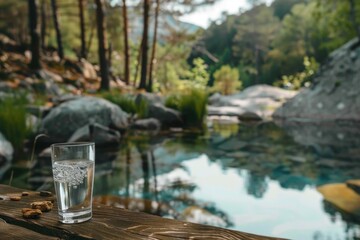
[213,65,241,95]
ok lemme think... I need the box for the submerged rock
[41,96,129,141]
[318,183,360,221]
[274,38,360,121]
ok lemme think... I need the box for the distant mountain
[127,12,201,44]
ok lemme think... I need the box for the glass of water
[51,142,95,224]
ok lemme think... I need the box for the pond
[2,120,360,240]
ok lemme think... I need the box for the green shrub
[213,65,242,95]
[166,89,208,129]
[101,92,148,118]
[0,95,30,152]
[102,92,136,113]
[274,56,319,90]
[165,94,181,111]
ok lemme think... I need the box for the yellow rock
[317,183,360,217]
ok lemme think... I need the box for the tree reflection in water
[245,171,268,198]
[6,119,359,238]
[94,141,233,228]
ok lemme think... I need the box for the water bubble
[53,161,90,187]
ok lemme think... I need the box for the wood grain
[0,184,284,240]
[0,220,58,240]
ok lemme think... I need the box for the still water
[3,120,360,239]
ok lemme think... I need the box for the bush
[165,94,181,111]
[101,92,148,118]
[0,95,30,152]
[213,65,242,95]
[274,56,319,90]
[166,89,208,129]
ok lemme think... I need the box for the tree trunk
[79,0,87,59]
[138,0,150,90]
[108,42,112,76]
[50,0,64,60]
[147,0,160,92]
[122,0,130,85]
[95,0,110,90]
[40,0,46,51]
[348,0,360,40]
[133,39,143,87]
[28,0,41,70]
[86,18,96,55]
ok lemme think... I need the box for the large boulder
[0,132,13,164]
[208,85,296,120]
[68,122,121,145]
[41,97,129,141]
[148,103,183,128]
[274,38,360,121]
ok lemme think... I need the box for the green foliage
[0,0,28,45]
[165,89,208,129]
[164,94,181,111]
[190,0,357,87]
[275,56,319,90]
[0,95,30,152]
[101,92,148,118]
[271,0,303,20]
[213,65,242,95]
[190,58,209,88]
[314,0,360,49]
[179,89,208,129]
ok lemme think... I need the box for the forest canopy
[0,0,359,92]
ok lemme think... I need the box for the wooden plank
[0,220,58,240]
[0,184,284,240]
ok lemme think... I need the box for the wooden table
[0,184,283,240]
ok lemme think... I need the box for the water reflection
[2,120,360,239]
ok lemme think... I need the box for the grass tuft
[0,95,31,152]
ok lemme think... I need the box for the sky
[180,0,273,28]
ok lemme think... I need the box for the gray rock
[31,79,62,96]
[135,93,163,106]
[68,122,121,145]
[148,103,183,128]
[238,112,262,121]
[0,82,13,92]
[36,69,63,83]
[131,118,161,131]
[52,94,82,106]
[274,38,360,121]
[208,93,222,105]
[41,96,129,141]
[208,106,263,121]
[209,85,297,120]
[0,132,13,164]
[79,59,97,79]
[208,106,245,117]
[26,105,51,118]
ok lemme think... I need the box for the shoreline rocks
[40,96,129,141]
[208,85,297,121]
[274,38,360,121]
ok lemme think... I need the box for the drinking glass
[51,142,95,224]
